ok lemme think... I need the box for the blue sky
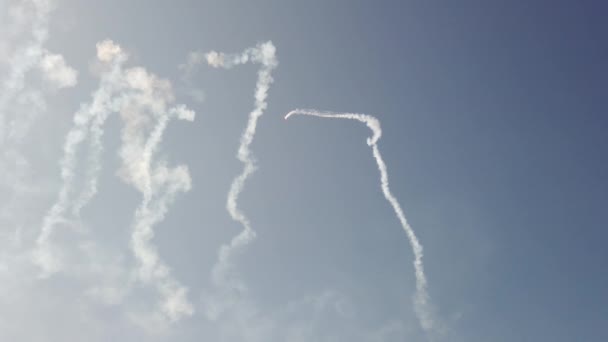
[0,0,606,341]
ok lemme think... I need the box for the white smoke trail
[36,38,196,321]
[33,40,126,276]
[0,0,77,141]
[285,109,435,334]
[201,41,277,319]
[116,65,196,323]
[0,0,75,161]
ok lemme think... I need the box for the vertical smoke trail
[33,40,126,275]
[285,109,435,334]
[69,83,122,217]
[116,65,196,323]
[202,41,277,318]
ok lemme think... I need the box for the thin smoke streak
[0,0,76,142]
[285,108,435,334]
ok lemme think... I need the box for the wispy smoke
[0,0,77,141]
[0,0,77,273]
[34,39,196,323]
[110,47,196,323]
[69,40,131,217]
[38,52,78,88]
[0,0,50,135]
[285,109,436,334]
[33,40,126,276]
[179,41,278,318]
[116,66,196,321]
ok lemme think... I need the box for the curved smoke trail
[119,98,196,322]
[285,109,435,334]
[116,64,197,323]
[201,41,277,318]
[0,0,79,275]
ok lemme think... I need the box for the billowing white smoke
[197,41,277,319]
[34,39,196,323]
[285,109,435,334]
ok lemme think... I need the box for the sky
[0,0,607,341]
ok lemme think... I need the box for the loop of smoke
[285,109,436,334]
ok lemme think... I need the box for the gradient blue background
[2,0,607,341]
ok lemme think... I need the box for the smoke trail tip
[284,111,296,120]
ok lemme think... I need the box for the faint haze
[0,0,607,341]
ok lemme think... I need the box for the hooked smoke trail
[200,41,277,319]
[285,109,435,334]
